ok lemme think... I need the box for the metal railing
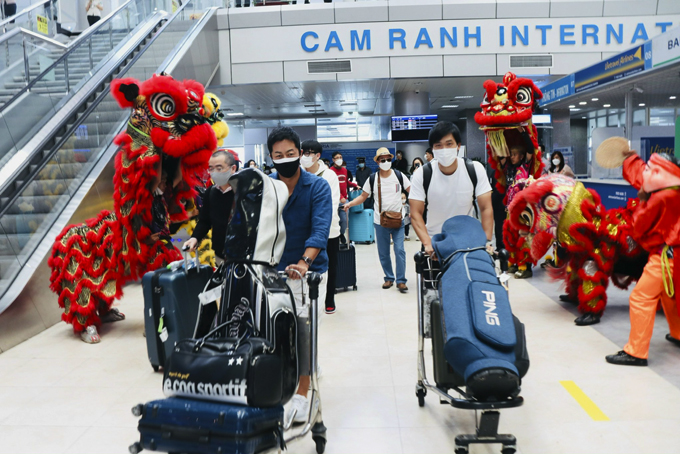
[0,0,53,35]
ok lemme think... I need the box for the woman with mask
[548,151,575,177]
[410,157,425,175]
[245,159,258,169]
[183,150,237,265]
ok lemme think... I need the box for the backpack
[369,169,406,197]
[422,158,479,221]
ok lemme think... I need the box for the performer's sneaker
[101,308,125,323]
[507,265,518,274]
[574,312,601,326]
[605,350,647,366]
[514,268,532,279]
[325,304,336,314]
[666,334,680,348]
[559,294,578,304]
[81,326,101,344]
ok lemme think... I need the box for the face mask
[552,158,561,166]
[300,155,315,169]
[249,164,257,168]
[433,148,458,167]
[273,157,300,178]
[379,161,391,171]
[334,159,343,167]
[358,163,365,169]
[210,169,232,186]
[415,164,421,169]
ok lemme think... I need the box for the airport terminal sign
[230,16,680,64]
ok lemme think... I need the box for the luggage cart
[414,251,522,454]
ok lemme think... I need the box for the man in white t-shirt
[344,147,411,293]
[409,121,493,260]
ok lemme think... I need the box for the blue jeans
[338,207,347,238]
[374,222,406,284]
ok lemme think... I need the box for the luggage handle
[181,245,200,274]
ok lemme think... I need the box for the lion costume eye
[150,93,176,119]
[515,86,532,105]
[519,206,534,228]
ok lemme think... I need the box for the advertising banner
[574,44,651,93]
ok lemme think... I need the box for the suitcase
[142,255,213,371]
[348,189,364,213]
[349,209,375,244]
[336,243,357,291]
[131,397,283,454]
[432,216,524,401]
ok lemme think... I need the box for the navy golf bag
[432,216,526,401]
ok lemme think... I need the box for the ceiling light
[579,101,587,105]
[454,95,474,99]
[441,105,459,108]
[569,105,576,108]
[603,104,611,107]
[670,96,677,100]
[227,112,244,116]
[582,116,586,119]
[569,108,581,111]
[639,103,645,106]
[591,98,599,101]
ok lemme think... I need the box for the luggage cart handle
[414,251,429,274]
[493,249,510,272]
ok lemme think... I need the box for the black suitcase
[142,255,213,371]
[336,243,357,291]
[131,397,283,454]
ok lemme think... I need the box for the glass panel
[607,114,619,127]
[596,116,606,128]
[633,109,646,126]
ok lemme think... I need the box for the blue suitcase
[142,256,213,371]
[432,216,523,401]
[130,398,283,454]
[349,209,374,244]
[348,189,364,213]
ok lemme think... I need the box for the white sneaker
[286,394,309,425]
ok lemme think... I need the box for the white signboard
[652,26,680,68]
[230,16,680,64]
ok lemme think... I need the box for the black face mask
[273,157,300,178]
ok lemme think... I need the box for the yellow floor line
[560,380,610,421]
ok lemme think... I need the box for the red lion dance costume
[474,72,545,274]
[505,173,646,325]
[48,74,216,343]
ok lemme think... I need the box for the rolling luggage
[349,208,374,244]
[142,253,213,371]
[336,243,357,291]
[348,189,364,213]
[432,216,525,401]
[130,397,283,454]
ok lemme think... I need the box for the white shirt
[87,0,102,17]
[311,161,341,239]
[409,157,492,238]
[362,170,411,225]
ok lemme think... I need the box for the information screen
[390,115,437,142]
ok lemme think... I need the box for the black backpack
[421,159,479,222]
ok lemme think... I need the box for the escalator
[0,0,221,349]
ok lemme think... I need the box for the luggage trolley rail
[414,250,522,454]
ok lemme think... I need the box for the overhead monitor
[391,114,438,142]
[533,114,552,124]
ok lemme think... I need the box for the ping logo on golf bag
[482,290,500,326]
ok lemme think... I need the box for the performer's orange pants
[624,254,680,359]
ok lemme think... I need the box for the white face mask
[379,161,392,171]
[300,155,315,169]
[210,169,232,186]
[433,148,458,167]
[334,159,343,167]
[552,158,561,166]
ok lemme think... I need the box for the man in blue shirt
[267,127,332,426]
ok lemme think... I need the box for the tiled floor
[1,239,680,453]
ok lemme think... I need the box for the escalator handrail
[0,0,141,114]
[0,0,208,223]
[0,0,51,30]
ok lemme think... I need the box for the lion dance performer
[202,92,229,147]
[605,149,680,366]
[506,170,645,326]
[48,74,217,343]
[474,72,545,278]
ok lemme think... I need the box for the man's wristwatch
[301,256,314,267]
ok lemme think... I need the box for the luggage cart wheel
[416,387,426,407]
[128,442,142,454]
[152,365,159,372]
[313,436,326,454]
[501,446,517,454]
[454,447,468,454]
[352,285,357,291]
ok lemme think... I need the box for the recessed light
[569,108,581,111]
[227,112,244,116]
[603,104,611,107]
[591,98,599,101]
[670,96,677,100]
[454,95,474,99]
[441,105,459,108]
[639,103,645,107]
[579,101,587,105]
[582,116,587,119]
[569,105,576,108]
